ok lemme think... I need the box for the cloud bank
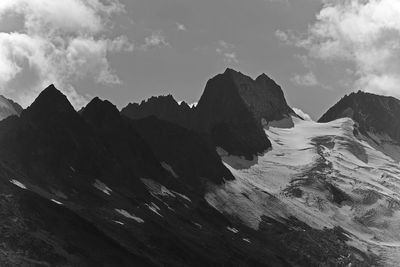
[291,0,400,97]
[0,0,131,107]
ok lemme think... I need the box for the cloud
[0,0,131,107]
[291,71,319,87]
[140,32,169,50]
[285,0,400,98]
[176,23,187,31]
[275,30,290,44]
[216,40,239,64]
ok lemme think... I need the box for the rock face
[319,91,400,141]
[225,69,297,123]
[194,69,271,159]
[0,95,23,121]
[122,68,297,159]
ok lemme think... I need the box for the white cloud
[0,0,131,107]
[216,40,239,64]
[291,71,319,87]
[176,23,187,31]
[275,30,290,44]
[140,32,169,50]
[287,0,400,98]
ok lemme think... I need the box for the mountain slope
[205,91,400,265]
[319,91,400,161]
[0,95,22,121]
[131,116,234,189]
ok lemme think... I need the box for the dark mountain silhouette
[122,68,298,159]
[121,95,194,128]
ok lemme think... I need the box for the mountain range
[0,69,400,266]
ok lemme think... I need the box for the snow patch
[50,189,68,199]
[10,179,27,190]
[113,220,125,225]
[161,162,179,178]
[51,199,63,205]
[93,179,112,195]
[242,238,251,243]
[141,178,191,202]
[226,226,239,233]
[193,222,202,229]
[115,209,144,223]
[145,202,163,217]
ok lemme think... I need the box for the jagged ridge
[122,68,297,159]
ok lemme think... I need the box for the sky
[0,0,399,119]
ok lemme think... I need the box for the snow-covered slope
[207,117,400,265]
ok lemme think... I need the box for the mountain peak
[223,67,238,74]
[22,84,76,120]
[255,73,274,83]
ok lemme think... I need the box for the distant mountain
[0,95,22,121]
[319,91,400,140]
[121,95,194,129]
[122,68,298,159]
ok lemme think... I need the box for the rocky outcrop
[0,95,23,121]
[194,69,271,159]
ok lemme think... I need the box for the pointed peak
[23,84,75,119]
[37,84,69,102]
[223,68,242,77]
[45,83,57,91]
[224,68,236,74]
[256,73,272,81]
